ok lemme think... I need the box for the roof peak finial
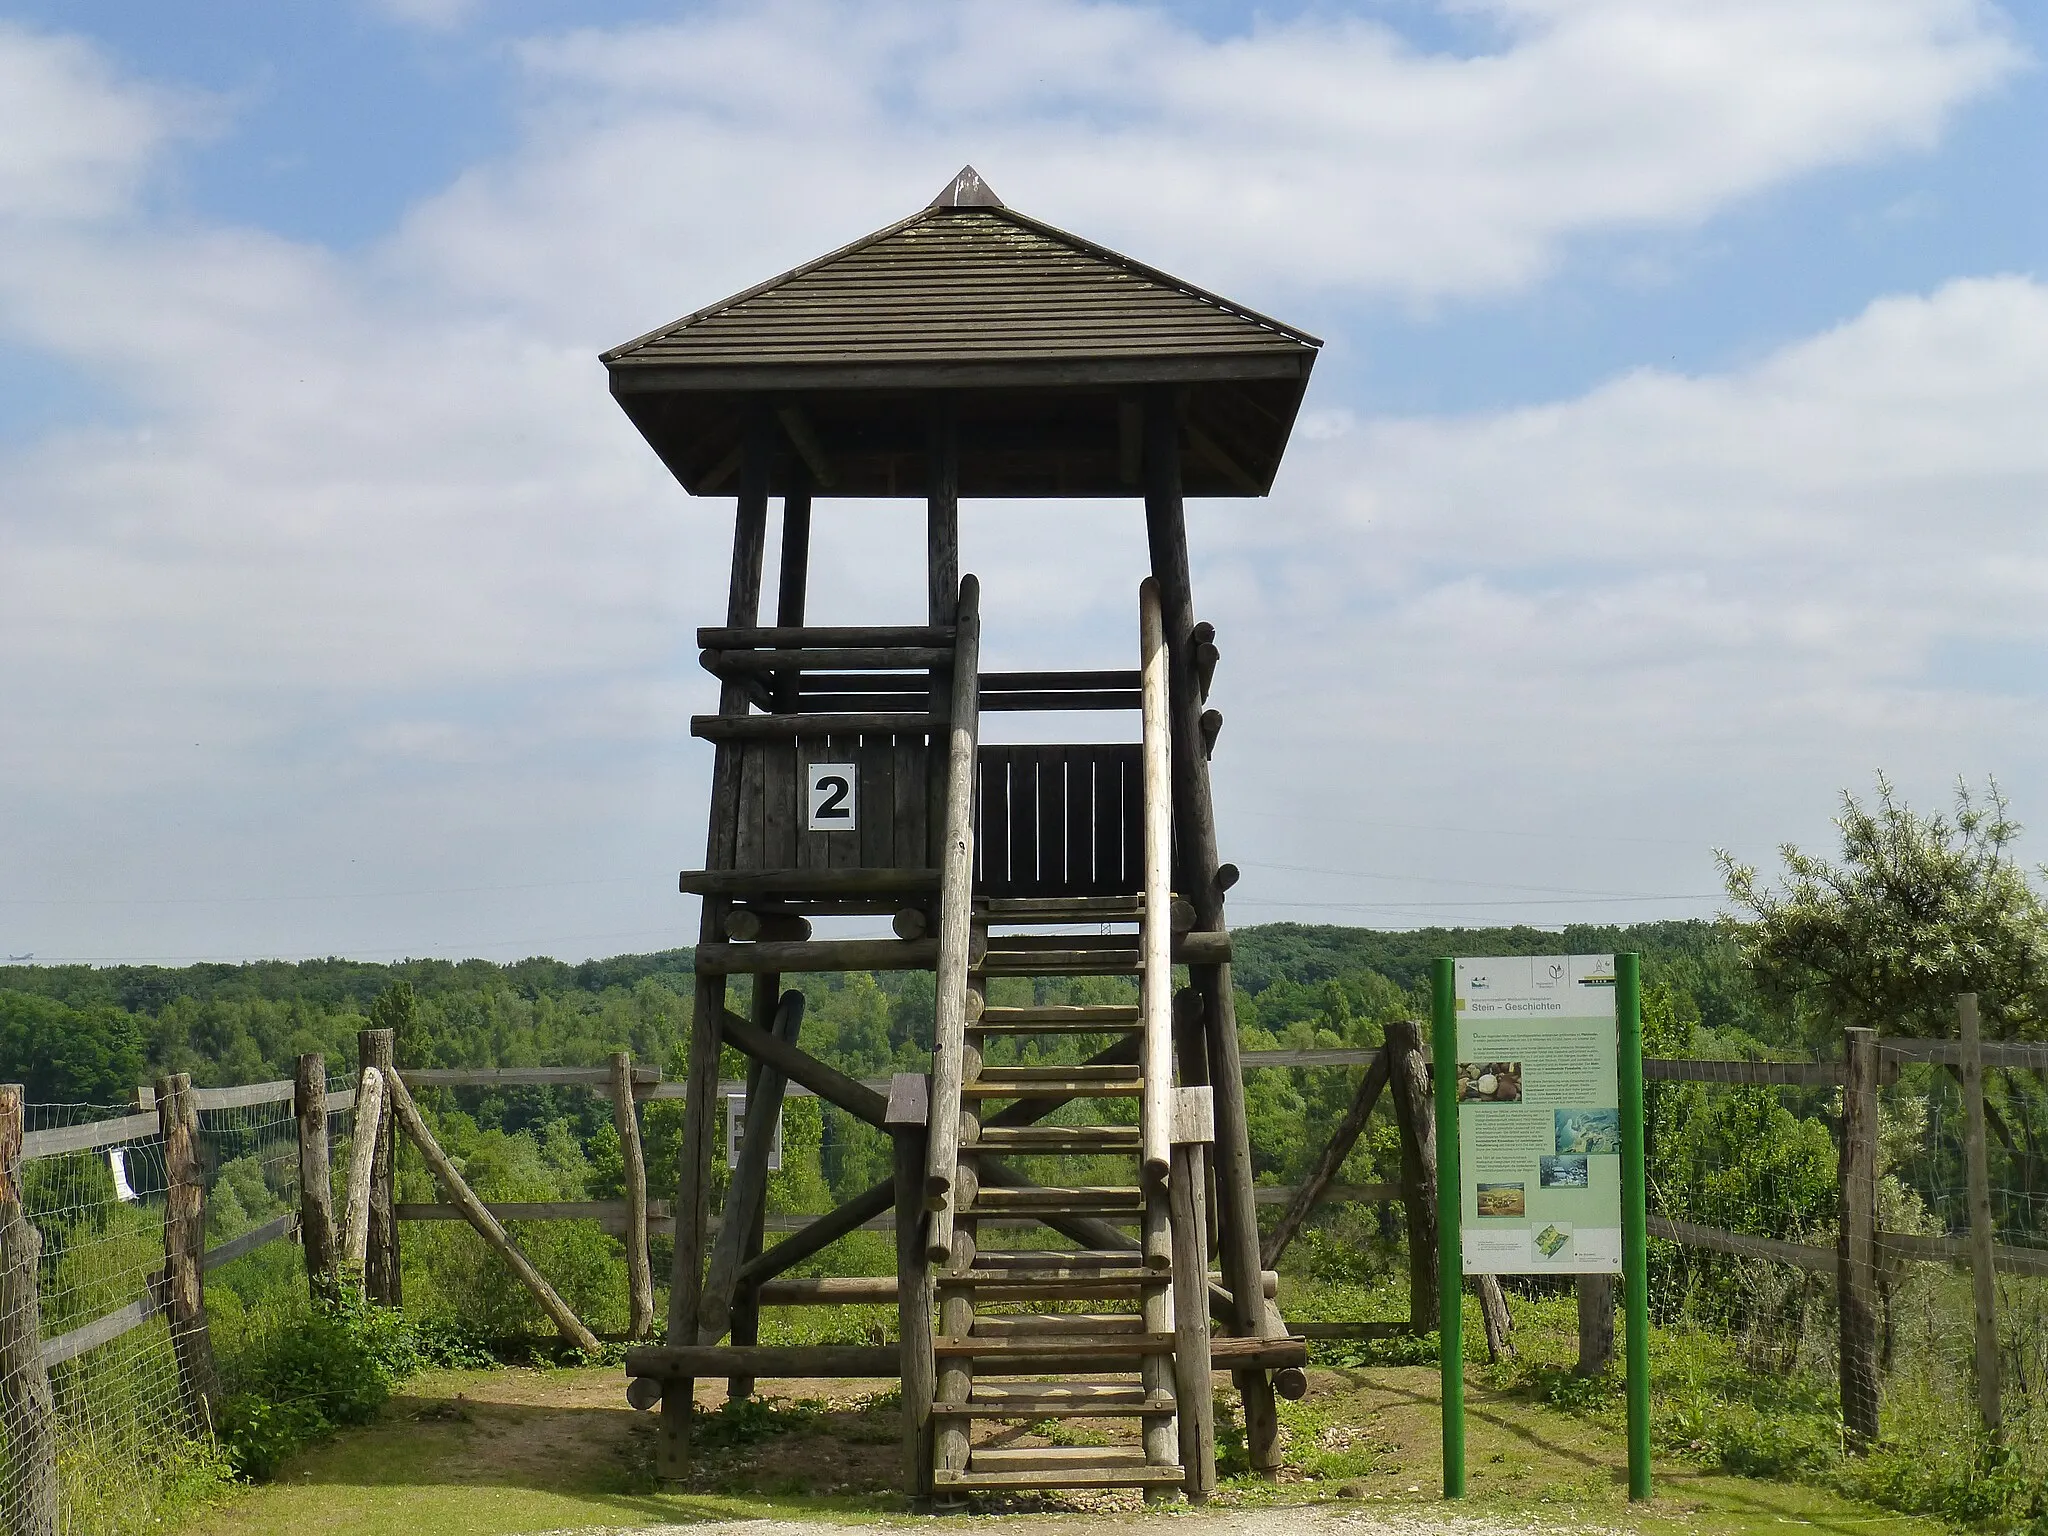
[929,165,1002,209]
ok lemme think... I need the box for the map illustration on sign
[1453,954,1623,1274]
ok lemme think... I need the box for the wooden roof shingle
[603,168,1320,497]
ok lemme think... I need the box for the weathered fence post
[341,1067,385,1278]
[358,1029,401,1305]
[295,1053,338,1302]
[0,1085,57,1536]
[1838,1028,1881,1445]
[157,1072,219,1430]
[1576,1274,1615,1375]
[888,1073,935,1505]
[609,1050,655,1340]
[1957,994,2001,1443]
[1387,1020,1439,1331]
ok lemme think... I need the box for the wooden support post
[1140,1179,1178,1501]
[923,576,981,1261]
[1576,1274,1615,1376]
[1171,1090,1217,1504]
[1386,1020,1438,1330]
[1958,994,2001,1443]
[610,1050,655,1340]
[772,469,811,711]
[341,1066,385,1278]
[927,398,959,627]
[1263,1045,1391,1268]
[1138,577,1174,1187]
[157,1072,219,1430]
[668,409,774,1475]
[889,1074,935,1504]
[0,1085,57,1536]
[384,1068,601,1353]
[933,1219,976,1502]
[295,1053,338,1303]
[357,1029,400,1305]
[1839,1027,1881,1446]
[1142,386,1278,1472]
[701,991,804,1343]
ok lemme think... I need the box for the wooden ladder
[922,581,1216,1502]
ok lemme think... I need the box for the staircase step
[935,1332,1175,1359]
[972,1446,1150,1472]
[984,896,1143,924]
[938,1277,1156,1302]
[971,1313,1145,1337]
[972,1124,1140,1154]
[969,1185,1144,1216]
[978,948,1142,977]
[963,1067,1142,1099]
[968,1250,1146,1268]
[932,1387,1174,1419]
[976,1004,1141,1033]
[935,1462,1186,1491]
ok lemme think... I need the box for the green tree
[1718,776,2048,1042]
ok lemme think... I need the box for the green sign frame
[1432,951,1651,1500]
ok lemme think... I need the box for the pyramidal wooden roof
[602,169,1321,498]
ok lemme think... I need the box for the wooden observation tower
[608,167,1321,1503]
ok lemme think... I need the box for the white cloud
[0,5,2037,958]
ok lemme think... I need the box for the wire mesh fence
[0,1080,321,1536]
[1646,1039,2048,1487]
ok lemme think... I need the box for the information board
[1453,954,1622,1274]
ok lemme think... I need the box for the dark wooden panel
[1119,750,1143,899]
[977,752,1011,892]
[858,738,894,871]
[763,740,797,869]
[828,734,858,872]
[1036,754,1067,894]
[1008,751,1039,892]
[735,743,767,870]
[1091,749,1124,897]
[894,739,927,870]
[975,744,1141,898]
[1065,756,1094,895]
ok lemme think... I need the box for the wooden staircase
[921,581,1217,1502]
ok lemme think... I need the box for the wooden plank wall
[722,733,932,872]
[975,743,1145,897]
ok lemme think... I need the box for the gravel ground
[585,1507,1624,1536]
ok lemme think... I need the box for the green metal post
[1617,951,1652,1500]
[1432,957,1465,1499]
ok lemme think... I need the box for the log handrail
[1138,578,1173,1185]
[923,575,982,1262]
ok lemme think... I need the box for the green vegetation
[15,772,2048,1530]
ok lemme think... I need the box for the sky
[3,0,2046,965]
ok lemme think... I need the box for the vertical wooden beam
[726,978,776,1403]
[700,990,803,1344]
[927,398,959,627]
[1839,1027,1881,1446]
[341,1066,385,1279]
[1576,1274,1615,1376]
[932,1221,976,1503]
[1386,1020,1439,1331]
[1170,1089,1217,1504]
[773,469,812,713]
[1958,994,2001,1443]
[923,577,981,1262]
[666,406,774,1478]
[0,1084,57,1536]
[157,1072,219,1429]
[358,1029,400,1305]
[888,1074,935,1504]
[1141,386,1278,1470]
[610,1051,654,1340]
[295,1053,337,1303]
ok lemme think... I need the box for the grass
[185,1350,1949,1536]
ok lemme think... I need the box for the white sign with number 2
[807,762,857,832]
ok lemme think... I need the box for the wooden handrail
[923,574,983,1263]
[1138,578,1173,1185]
